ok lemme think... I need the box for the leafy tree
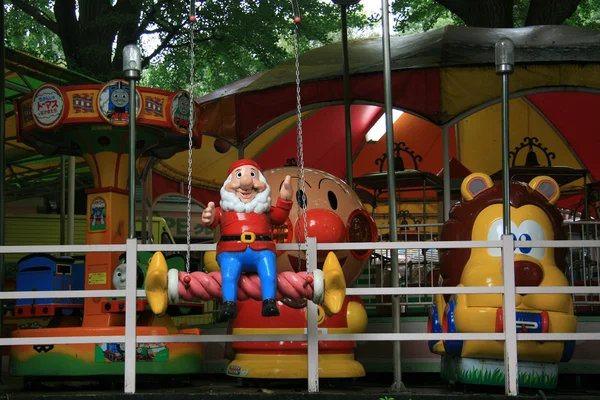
[390,0,597,33]
[5,0,370,94]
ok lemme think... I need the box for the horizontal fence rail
[1,237,599,396]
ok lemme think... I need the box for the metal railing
[361,223,441,314]
[565,221,600,313]
[1,238,600,396]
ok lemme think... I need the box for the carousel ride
[9,79,208,376]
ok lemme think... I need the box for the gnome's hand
[202,201,216,226]
[280,175,292,201]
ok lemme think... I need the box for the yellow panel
[442,64,600,120]
[155,110,317,190]
[244,110,317,159]
[457,98,585,189]
[153,135,239,190]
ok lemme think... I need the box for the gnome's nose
[294,209,346,247]
[239,175,253,189]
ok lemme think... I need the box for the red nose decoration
[294,209,345,245]
[514,261,543,287]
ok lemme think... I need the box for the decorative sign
[170,90,193,133]
[95,342,169,363]
[89,197,107,231]
[97,79,141,126]
[32,84,65,129]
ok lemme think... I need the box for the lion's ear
[529,176,560,205]
[461,173,493,201]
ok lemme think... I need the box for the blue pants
[217,247,277,303]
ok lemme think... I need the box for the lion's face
[464,203,571,314]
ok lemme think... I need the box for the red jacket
[207,197,292,254]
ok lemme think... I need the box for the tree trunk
[525,0,583,26]
[436,0,515,28]
[54,0,130,80]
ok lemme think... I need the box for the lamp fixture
[365,109,404,143]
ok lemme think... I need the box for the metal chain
[185,2,196,275]
[292,16,309,273]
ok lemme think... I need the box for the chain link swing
[145,2,344,313]
[184,0,197,277]
[291,1,310,276]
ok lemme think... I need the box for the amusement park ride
[4,2,596,395]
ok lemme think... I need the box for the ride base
[227,353,364,379]
[440,355,559,389]
[10,319,204,376]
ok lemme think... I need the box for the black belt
[220,233,272,243]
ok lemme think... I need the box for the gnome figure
[201,159,292,319]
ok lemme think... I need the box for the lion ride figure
[428,172,577,389]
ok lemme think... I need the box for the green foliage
[4,1,64,65]
[565,0,600,30]
[6,0,370,95]
[390,0,464,34]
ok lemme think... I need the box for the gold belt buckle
[241,232,256,244]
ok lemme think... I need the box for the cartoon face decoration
[263,167,377,286]
[112,263,145,290]
[440,173,572,314]
[111,88,129,108]
[112,263,127,290]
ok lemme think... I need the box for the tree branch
[525,0,583,26]
[10,0,59,34]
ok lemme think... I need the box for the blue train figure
[15,253,85,317]
[105,81,131,124]
[15,251,208,319]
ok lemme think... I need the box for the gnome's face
[224,164,268,203]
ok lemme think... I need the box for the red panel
[527,92,600,181]
[235,69,442,143]
[256,105,383,178]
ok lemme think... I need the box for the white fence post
[306,237,319,393]
[124,238,138,393]
[502,234,518,396]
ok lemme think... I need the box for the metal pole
[67,156,75,248]
[123,43,141,240]
[495,38,514,235]
[0,0,6,356]
[501,73,511,234]
[128,80,136,239]
[382,0,406,392]
[60,156,66,246]
[442,126,450,221]
[340,4,353,187]
[139,172,146,244]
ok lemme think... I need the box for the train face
[15,254,85,317]
[429,173,577,364]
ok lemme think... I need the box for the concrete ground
[1,372,600,400]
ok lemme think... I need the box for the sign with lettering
[32,84,65,129]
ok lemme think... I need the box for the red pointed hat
[227,159,262,176]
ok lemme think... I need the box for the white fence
[1,237,600,396]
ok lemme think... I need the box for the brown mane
[439,180,567,298]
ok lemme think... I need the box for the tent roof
[198,25,600,102]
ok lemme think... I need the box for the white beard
[220,173,272,214]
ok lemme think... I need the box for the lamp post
[495,38,514,235]
[332,0,360,188]
[123,44,142,239]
